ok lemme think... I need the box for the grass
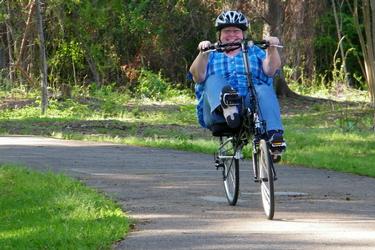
[0,84,374,178]
[284,128,375,175]
[0,165,130,249]
[281,98,375,176]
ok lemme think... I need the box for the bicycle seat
[210,123,238,137]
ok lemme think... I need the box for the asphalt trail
[1,136,374,249]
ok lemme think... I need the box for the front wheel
[258,139,275,220]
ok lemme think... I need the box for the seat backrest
[210,123,237,137]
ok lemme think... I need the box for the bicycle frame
[242,40,271,180]
[209,39,279,219]
[216,40,277,181]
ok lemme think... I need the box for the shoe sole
[225,112,241,128]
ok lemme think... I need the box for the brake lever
[201,49,216,54]
[270,44,284,48]
[249,40,284,49]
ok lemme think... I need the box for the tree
[3,0,15,82]
[35,0,48,114]
[348,0,375,106]
[266,0,298,98]
[1,1,35,86]
[234,0,302,97]
[331,0,350,87]
[16,0,35,69]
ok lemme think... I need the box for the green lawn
[0,165,130,249]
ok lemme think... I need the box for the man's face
[220,26,244,43]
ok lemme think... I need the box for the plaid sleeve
[186,71,193,81]
[255,46,266,61]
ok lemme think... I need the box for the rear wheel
[258,139,275,219]
[220,138,240,206]
[223,157,239,205]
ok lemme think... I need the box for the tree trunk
[369,0,375,128]
[351,0,375,106]
[234,0,247,9]
[35,0,48,114]
[267,0,299,98]
[6,0,15,82]
[16,0,35,67]
[282,0,324,84]
[85,53,101,85]
[368,0,375,106]
[331,0,350,86]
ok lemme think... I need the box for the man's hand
[264,36,280,47]
[198,41,212,52]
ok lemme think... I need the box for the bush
[135,69,169,100]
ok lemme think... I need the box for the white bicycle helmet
[215,10,249,31]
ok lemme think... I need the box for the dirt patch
[0,97,35,110]
[124,102,184,113]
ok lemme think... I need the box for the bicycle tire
[222,157,239,205]
[258,139,275,220]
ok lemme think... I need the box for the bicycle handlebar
[201,40,282,53]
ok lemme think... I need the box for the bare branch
[16,0,36,66]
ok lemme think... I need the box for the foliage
[284,57,369,103]
[135,69,169,100]
[49,40,85,86]
[284,65,330,96]
[314,1,364,88]
[45,0,127,85]
[119,0,220,87]
[0,165,130,248]
[1,0,223,89]
[133,68,193,101]
[1,1,374,112]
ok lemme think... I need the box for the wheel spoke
[220,138,239,206]
[261,183,270,203]
[258,139,275,219]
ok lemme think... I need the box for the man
[189,10,286,150]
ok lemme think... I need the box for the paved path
[1,136,375,249]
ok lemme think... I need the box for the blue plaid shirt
[194,45,274,128]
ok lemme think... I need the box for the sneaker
[220,86,241,128]
[268,130,286,155]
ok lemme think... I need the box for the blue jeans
[202,75,284,132]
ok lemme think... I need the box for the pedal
[254,175,277,182]
[271,141,286,149]
[270,141,286,156]
[222,92,241,106]
[272,154,281,163]
[215,160,224,170]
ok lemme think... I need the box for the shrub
[135,69,169,100]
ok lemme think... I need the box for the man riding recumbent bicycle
[189,10,286,219]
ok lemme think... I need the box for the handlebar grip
[252,40,270,49]
[201,45,217,52]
